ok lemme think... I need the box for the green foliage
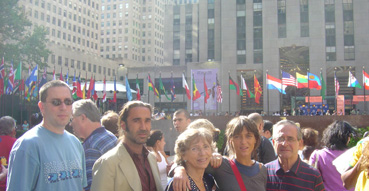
[0,0,51,69]
[348,126,369,148]
[216,130,225,152]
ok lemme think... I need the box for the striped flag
[216,75,222,103]
[136,75,141,100]
[282,71,297,87]
[363,70,369,90]
[182,73,191,100]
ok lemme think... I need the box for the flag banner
[170,76,176,101]
[266,74,286,94]
[307,72,322,90]
[113,75,117,102]
[182,73,191,100]
[39,67,47,88]
[125,75,132,101]
[53,67,56,80]
[72,72,78,99]
[282,71,297,87]
[296,72,308,88]
[229,76,240,95]
[86,75,93,98]
[192,69,218,111]
[204,74,209,103]
[241,75,254,98]
[76,74,82,98]
[15,62,22,80]
[25,65,38,87]
[148,74,159,97]
[192,75,201,101]
[159,76,171,100]
[102,76,107,102]
[92,77,98,100]
[254,75,262,104]
[136,76,141,100]
[216,75,222,103]
[0,58,5,96]
[7,63,14,93]
[364,70,369,90]
[65,70,69,84]
[348,71,362,88]
[59,69,63,81]
[320,72,326,100]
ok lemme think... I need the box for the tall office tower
[100,0,166,67]
[18,0,116,81]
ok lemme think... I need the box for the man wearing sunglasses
[6,80,87,191]
[71,99,117,191]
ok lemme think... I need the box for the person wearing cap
[7,80,87,191]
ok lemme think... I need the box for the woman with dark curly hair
[309,120,355,191]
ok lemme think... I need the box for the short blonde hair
[174,128,216,166]
[187,119,220,137]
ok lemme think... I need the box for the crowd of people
[0,79,369,191]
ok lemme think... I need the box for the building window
[278,0,286,38]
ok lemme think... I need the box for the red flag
[86,75,93,98]
[182,73,191,100]
[59,69,63,81]
[192,76,201,101]
[19,79,25,91]
[254,74,262,104]
[113,75,117,102]
[76,74,82,98]
[92,77,98,100]
[204,74,209,103]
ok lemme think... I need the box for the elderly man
[172,109,191,133]
[265,120,325,190]
[71,99,117,191]
[0,116,17,190]
[248,113,276,164]
[91,101,162,191]
[7,80,87,190]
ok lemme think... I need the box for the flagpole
[183,71,185,105]
[171,72,173,110]
[267,70,269,115]
[253,71,256,112]
[192,73,195,115]
[159,72,162,109]
[364,66,366,114]
[320,69,323,112]
[204,72,206,115]
[307,69,310,115]
[334,69,337,113]
[228,71,231,114]
[279,69,282,115]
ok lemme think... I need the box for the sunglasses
[45,99,74,106]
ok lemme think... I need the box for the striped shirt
[83,127,118,191]
[266,157,325,191]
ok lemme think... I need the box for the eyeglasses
[275,136,297,144]
[45,99,73,106]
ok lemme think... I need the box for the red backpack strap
[229,159,247,191]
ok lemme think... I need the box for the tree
[0,0,51,69]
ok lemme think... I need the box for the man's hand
[172,166,190,191]
[210,153,222,168]
[0,165,8,181]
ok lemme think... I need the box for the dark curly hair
[322,120,355,150]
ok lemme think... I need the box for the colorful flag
[334,71,340,96]
[113,75,117,102]
[282,71,297,87]
[92,77,98,101]
[204,74,209,103]
[148,74,159,97]
[216,75,222,103]
[182,73,191,100]
[240,75,248,97]
[77,74,82,98]
[159,76,171,100]
[348,71,362,88]
[296,72,308,88]
[136,76,141,100]
[102,76,107,102]
[72,71,78,99]
[7,62,14,93]
[170,75,176,101]
[25,65,38,88]
[363,70,369,90]
[307,72,322,90]
[229,76,240,95]
[125,75,132,101]
[15,62,22,80]
[38,67,47,88]
[320,72,326,100]
[59,69,63,81]
[65,69,69,84]
[192,75,201,101]
[53,67,56,80]
[254,74,262,104]
[82,78,86,99]
[86,75,93,98]
[266,74,286,94]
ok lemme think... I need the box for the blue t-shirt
[7,125,87,191]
